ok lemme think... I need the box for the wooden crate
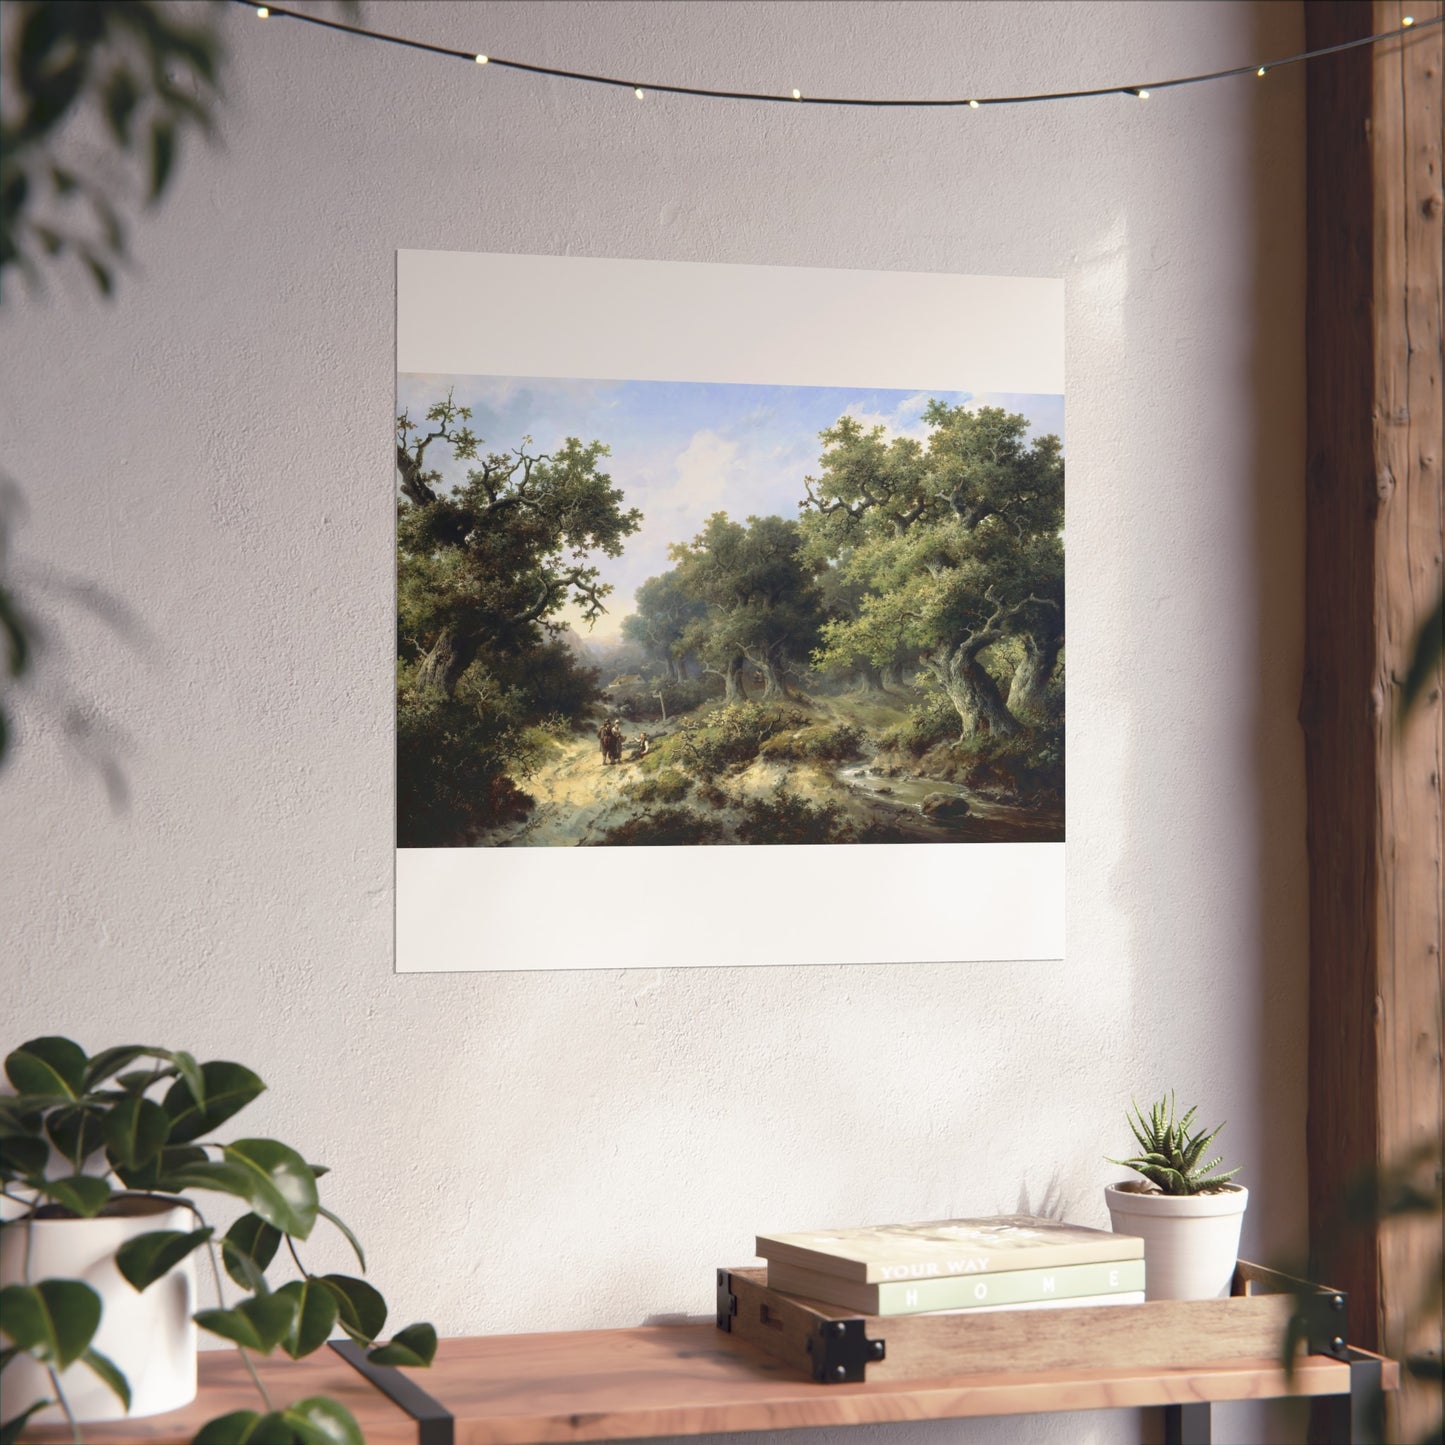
[717,1261,1353,1384]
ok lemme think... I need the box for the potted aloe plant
[1104,1091,1248,1301]
[0,1036,436,1443]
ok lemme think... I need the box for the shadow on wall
[1117,2,1309,1443]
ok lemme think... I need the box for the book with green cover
[756,1215,1143,1284]
[766,1256,1146,1315]
[954,1291,1145,1315]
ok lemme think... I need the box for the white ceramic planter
[1104,1181,1249,1301]
[0,1194,198,1423]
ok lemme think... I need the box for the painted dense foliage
[395,395,640,844]
[396,392,1064,847]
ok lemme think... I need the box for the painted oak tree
[622,571,706,683]
[800,416,936,692]
[396,395,640,843]
[397,395,640,699]
[806,404,1063,738]
[668,513,824,703]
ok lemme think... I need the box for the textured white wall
[1,2,1306,1442]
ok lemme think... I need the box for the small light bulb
[1402,14,1415,24]
[792,88,802,100]
[634,87,644,99]
[968,99,980,109]
[1257,66,1267,77]
[256,4,268,14]
[475,53,488,64]
[1137,89,1150,100]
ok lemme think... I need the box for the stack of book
[756,1215,1145,1316]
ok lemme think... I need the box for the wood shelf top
[19,1348,416,1445]
[18,1323,1400,1445]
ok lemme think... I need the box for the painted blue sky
[398,375,1065,642]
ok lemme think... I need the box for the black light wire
[234,1,1440,108]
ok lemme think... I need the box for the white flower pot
[0,1194,198,1423]
[1104,1181,1249,1301]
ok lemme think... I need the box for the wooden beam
[1303,2,1444,1440]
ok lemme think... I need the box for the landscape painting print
[396,252,1065,971]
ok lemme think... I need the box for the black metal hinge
[805,1317,886,1383]
[1298,1284,1351,1361]
[716,1268,738,1331]
[1246,1263,1351,1364]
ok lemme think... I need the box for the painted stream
[836,764,1064,844]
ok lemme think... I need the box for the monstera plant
[0,1036,435,1443]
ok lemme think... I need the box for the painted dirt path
[484,732,646,846]
[482,705,1062,847]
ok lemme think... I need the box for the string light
[236,2,1440,110]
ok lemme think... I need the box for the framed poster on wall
[395,251,1064,970]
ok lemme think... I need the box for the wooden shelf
[20,1322,1399,1445]
[21,1347,416,1445]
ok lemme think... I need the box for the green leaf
[1400,587,1444,721]
[218,1246,268,1295]
[114,1142,207,1192]
[222,1213,281,1290]
[82,253,114,297]
[33,224,64,257]
[367,1322,437,1368]
[103,1094,171,1168]
[220,1139,318,1240]
[194,1292,298,1355]
[5,1037,87,1099]
[163,1158,256,1203]
[35,1173,112,1216]
[115,1066,176,1093]
[86,1046,204,1108]
[102,69,140,144]
[318,1206,365,1273]
[1,1400,53,1444]
[45,1104,107,1167]
[0,1096,45,1137]
[162,1061,264,1144]
[275,1278,339,1359]
[116,1226,213,1291]
[86,1045,163,1090]
[81,1346,131,1409]
[193,1411,264,1445]
[148,119,176,201]
[0,1280,101,1367]
[282,1397,364,1445]
[0,1134,48,1180]
[318,1275,386,1346]
[1406,1353,1445,1383]
[169,1051,205,1112]
[192,1410,298,1445]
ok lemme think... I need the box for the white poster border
[396,250,1065,972]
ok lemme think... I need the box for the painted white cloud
[839,389,953,443]
[563,425,821,642]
